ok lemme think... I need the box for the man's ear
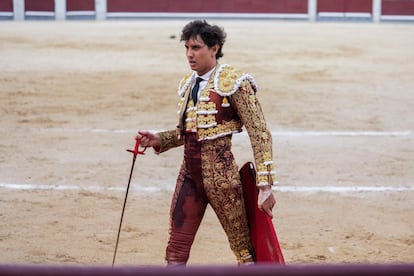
[212,44,219,56]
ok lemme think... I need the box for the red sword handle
[126,136,147,156]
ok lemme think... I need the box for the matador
[137,20,277,265]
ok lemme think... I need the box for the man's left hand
[258,186,276,218]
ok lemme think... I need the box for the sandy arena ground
[0,19,413,266]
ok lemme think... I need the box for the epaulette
[214,64,257,96]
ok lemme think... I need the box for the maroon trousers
[165,134,253,264]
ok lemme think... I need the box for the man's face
[185,35,218,76]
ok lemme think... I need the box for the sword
[112,136,146,266]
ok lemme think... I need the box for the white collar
[195,65,216,82]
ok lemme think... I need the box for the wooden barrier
[317,0,373,20]
[0,0,13,19]
[105,0,307,14]
[1,1,413,31]
[382,0,414,20]
[383,0,414,15]
[67,0,95,12]
[66,0,95,19]
[0,0,13,12]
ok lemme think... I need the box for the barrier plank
[0,0,13,12]
[106,0,307,14]
[25,0,54,12]
[318,0,372,13]
[67,0,95,12]
[382,0,414,15]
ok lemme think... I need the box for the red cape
[240,162,285,264]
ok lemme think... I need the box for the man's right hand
[137,130,161,150]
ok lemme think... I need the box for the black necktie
[192,77,203,104]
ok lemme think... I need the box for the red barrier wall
[67,0,95,12]
[382,0,414,15]
[272,0,308,13]
[318,0,372,13]
[107,0,307,14]
[4,0,414,18]
[0,0,13,12]
[25,0,54,11]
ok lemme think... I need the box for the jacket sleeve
[230,80,276,186]
[156,129,185,154]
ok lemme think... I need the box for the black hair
[180,20,226,60]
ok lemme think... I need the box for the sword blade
[112,154,137,266]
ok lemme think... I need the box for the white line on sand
[1,128,413,137]
[1,182,413,193]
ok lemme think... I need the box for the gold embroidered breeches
[165,134,254,264]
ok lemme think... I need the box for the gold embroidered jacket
[156,64,275,186]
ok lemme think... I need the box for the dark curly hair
[180,20,226,60]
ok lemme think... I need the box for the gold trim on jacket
[159,64,276,186]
